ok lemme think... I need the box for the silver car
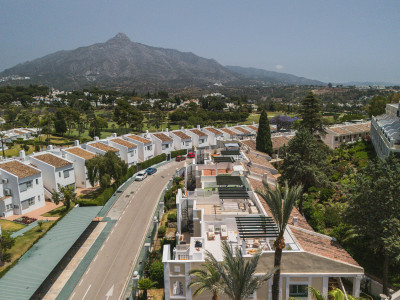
[135,170,148,181]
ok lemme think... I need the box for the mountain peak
[107,33,131,44]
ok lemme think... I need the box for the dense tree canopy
[299,91,326,135]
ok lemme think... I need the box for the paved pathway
[69,161,184,300]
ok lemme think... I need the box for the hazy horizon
[1,0,399,84]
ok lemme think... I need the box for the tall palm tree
[188,263,223,300]
[257,181,303,300]
[191,240,274,300]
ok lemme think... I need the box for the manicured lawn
[41,205,73,217]
[0,219,26,233]
[0,221,54,275]
[4,144,34,158]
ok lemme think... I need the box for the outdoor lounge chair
[221,225,228,239]
[207,225,215,240]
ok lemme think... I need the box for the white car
[135,170,148,181]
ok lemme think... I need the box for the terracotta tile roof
[247,125,258,132]
[271,136,292,149]
[190,129,208,137]
[153,133,173,142]
[328,127,351,135]
[0,160,41,178]
[289,207,314,231]
[205,127,223,135]
[234,127,250,134]
[0,196,11,202]
[34,153,72,168]
[89,142,119,153]
[65,147,96,160]
[126,134,151,144]
[241,139,257,150]
[171,130,191,140]
[110,138,137,148]
[245,151,274,169]
[220,128,237,136]
[351,124,370,132]
[342,125,362,134]
[290,227,361,267]
[14,130,26,135]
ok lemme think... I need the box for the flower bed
[14,216,37,225]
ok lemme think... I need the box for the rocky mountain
[225,65,326,86]
[0,33,238,90]
[0,33,325,90]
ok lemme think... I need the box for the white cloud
[275,64,284,70]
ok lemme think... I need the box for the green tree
[0,231,15,266]
[257,182,303,300]
[367,95,390,117]
[347,154,400,295]
[51,184,77,211]
[148,108,166,131]
[137,278,157,298]
[256,110,273,155]
[188,263,223,300]
[198,240,274,300]
[54,110,67,136]
[280,129,330,213]
[299,91,326,136]
[149,261,164,288]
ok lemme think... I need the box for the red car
[187,152,195,158]
[175,155,186,162]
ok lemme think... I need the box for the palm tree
[257,181,303,300]
[309,286,370,300]
[137,278,157,299]
[192,240,274,300]
[188,263,223,300]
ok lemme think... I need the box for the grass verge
[0,219,26,233]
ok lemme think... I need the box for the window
[172,281,183,296]
[36,179,39,185]
[289,284,308,298]
[335,137,338,141]
[19,180,33,192]
[38,195,40,202]
[5,204,13,211]
[59,172,62,178]
[63,170,70,178]
[21,197,35,209]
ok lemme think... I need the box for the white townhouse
[85,141,120,157]
[0,160,45,217]
[188,127,209,148]
[30,153,75,199]
[61,147,96,188]
[246,124,258,134]
[150,132,174,157]
[108,137,138,166]
[232,126,253,140]
[169,130,192,151]
[124,134,154,162]
[203,127,224,148]
[220,127,239,140]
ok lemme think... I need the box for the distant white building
[188,127,209,148]
[150,132,174,157]
[0,159,45,217]
[30,152,75,199]
[62,146,96,188]
[169,130,192,151]
[108,137,138,166]
[203,127,224,148]
[85,140,120,157]
[124,134,154,162]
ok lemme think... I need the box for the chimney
[225,124,228,128]
[94,136,99,141]
[166,128,169,133]
[47,145,53,150]
[197,125,201,129]
[74,140,80,146]
[292,217,298,226]
[181,126,184,131]
[19,150,25,159]
[252,121,255,125]
[112,133,117,138]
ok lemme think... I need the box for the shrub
[149,261,164,288]
[138,154,166,170]
[34,144,40,152]
[171,149,187,158]
[167,213,177,223]
[158,226,167,237]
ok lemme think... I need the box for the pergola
[213,156,235,163]
[235,216,279,240]
[221,150,240,156]
[218,187,249,200]
[216,175,244,187]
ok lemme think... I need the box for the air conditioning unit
[2,178,8,184]
[4,189,11,196]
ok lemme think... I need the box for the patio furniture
[207,225,215,240]
[221,225,228,240]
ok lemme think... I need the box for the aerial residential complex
[370,101,400,157]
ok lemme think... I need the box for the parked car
[175,155,186,162]
[146,167,157,175]
[135,170,148,181]
[187,152,195,158]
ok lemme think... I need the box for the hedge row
[171,149,188,158]
[137,153,167,170]
[78,154,167,207]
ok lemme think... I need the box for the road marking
[100,245,104,251]
[78,279,83,286]
[93,254,98,262]
[85,267,91,275]
[82,284,91,300]
[105,285,114,300]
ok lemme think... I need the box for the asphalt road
[69,161,185,300]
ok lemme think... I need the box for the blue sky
[1,0,399,84]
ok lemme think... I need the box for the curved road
[69,161,186,300]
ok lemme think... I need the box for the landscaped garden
[0,219,26,233]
